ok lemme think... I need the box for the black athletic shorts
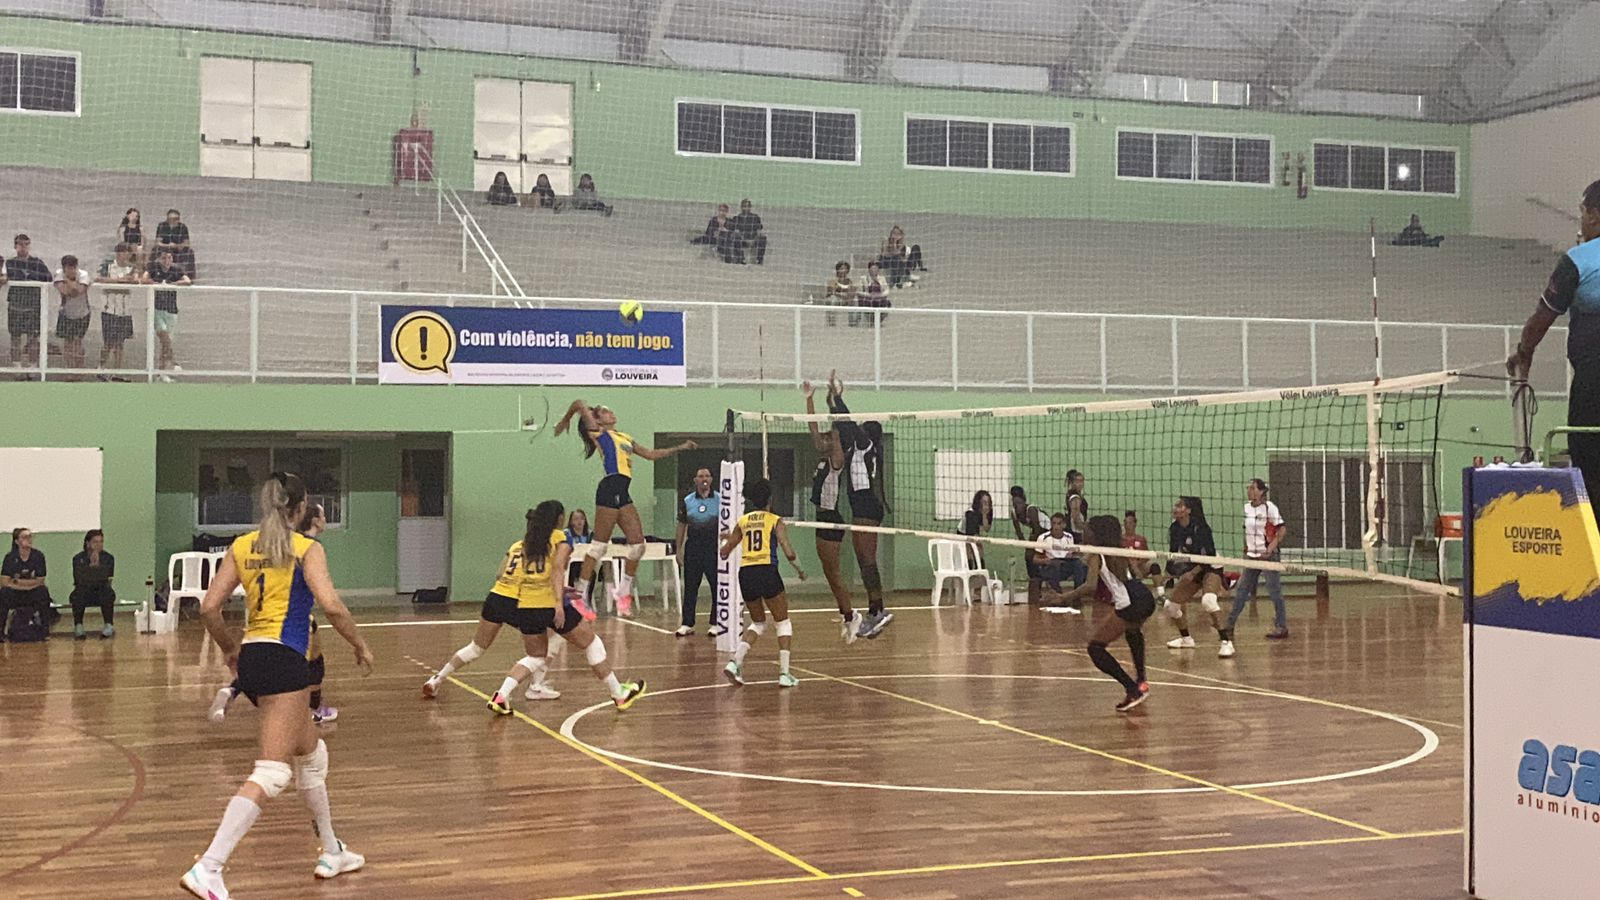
[848,490,884,524]
[7,300,40,337]
[56,313,89,340]
[1115,580,1157,625]
[236,641,311,703]
[595,473,634,510]
[815,508,845,543]
[101,312,133,344]
[738,565,785,602]
[481,592,582,636]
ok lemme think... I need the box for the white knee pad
[1163,599,1184,620]
[626,543,647,563]
[292,740,328,791]
[775,619,793,638]
[517,655,543,673]
[1201,592,1221,614]
[747,620,768,637]
[584,542,607,562]
[585,636,608,667]
[248,759,294,798]
[458,641,485,664]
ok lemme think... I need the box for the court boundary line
[401,656,829,880]
[537,829,1463,900]
[795,664,1395,836]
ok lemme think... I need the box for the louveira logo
[603,368,661,382]
[1513,738,1600,827]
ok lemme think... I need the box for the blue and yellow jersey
[596,429,634,478]
[737,510,781,569]
[490,529,566,609]
[233,530,317,655]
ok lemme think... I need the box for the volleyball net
[729,370,1456,594]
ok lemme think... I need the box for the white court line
[615,617,677,636]
[559,673,1439,798]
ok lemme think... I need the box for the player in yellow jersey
[555,398,696,617]
[421,499,647,714]
[183,474,374,900]
[719,478,806,688]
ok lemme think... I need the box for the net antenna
[732,370,1457,595]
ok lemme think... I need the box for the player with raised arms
[825,372,893,639]
[1162,496,1237,658]
[554,399,696,616]
[1060,514,1157,712]
[803,379,859,643]
[182,473,374,900]
[719,478,807,687]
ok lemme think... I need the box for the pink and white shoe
[616,592,634,618]
[564,587,597,622]
[181,862,230,900]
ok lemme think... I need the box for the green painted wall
[0,16,1467,231]
[0,381,1550,607]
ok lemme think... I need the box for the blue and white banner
[378,305,686,386]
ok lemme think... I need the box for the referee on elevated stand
[1508,178,1600,522]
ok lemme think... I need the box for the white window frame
[194,442,349,531]
[1114,127,1274,188]
[0,47,82,118]
[902,113,1076,178]
[1311,140,1460,197]
[673,97,861,166]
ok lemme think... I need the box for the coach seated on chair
[1,527,52,639]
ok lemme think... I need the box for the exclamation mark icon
[419,326,429,362]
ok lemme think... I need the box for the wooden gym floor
[1,585,1466,899]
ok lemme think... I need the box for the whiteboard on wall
[0,448,103,534]
[933,450,1012,521]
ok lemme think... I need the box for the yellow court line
[793,665,1394,838]
[402,656,829,879]
[539,829,1462,900]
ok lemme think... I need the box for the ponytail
[256,472,307,567]
[523,499,565,572]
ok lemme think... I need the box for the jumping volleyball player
[719,478,806,688]
[1060,515,1157,712]
[1163,496,1237,658]
[183,474,374,900]
[803,379,859,643]
[826,373,893,639]
[554,399,696,616]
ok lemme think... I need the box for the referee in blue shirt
[1509,177,1600,519]
[674,467,722,637]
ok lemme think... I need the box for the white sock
[497,675,519,699]
[735,640,751,665]
[300,783,339,853]
[779,649,790,674]
[201,795,261,870]
[619,572,635,594]
[604,672,624,699]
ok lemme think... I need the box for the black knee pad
[307,655,326,686]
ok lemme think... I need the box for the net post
[1025,313,1035,392]
[1169,317,1179,393]
[249,289,260,383]
[712,305,721,386]
[1364,390,1381,574]
[723,408,735,459]
[761,414,770,479]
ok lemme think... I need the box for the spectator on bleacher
[824,261,856,327]
[6,234,51,374]
[856,260,890,326]
[878,225,926,287]
[728,199,767,265]
[691,204,733,254]
[0,527,51,641]
[487,171,518,206]
[570,173,614,216]
[155,209,196,277]
[528,173,561,211]
[96,243,139,375]
[54,255,92,378]
[117,208,145,264]
[144,249,191,380]
[1394,214,1444,248]
[70,529,116,640]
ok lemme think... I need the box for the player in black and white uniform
[1061,515,1157,712]
[1162,496,1237,658]
[826,373,893,639]
[804,380,859,643]
[1009,485,1051,604]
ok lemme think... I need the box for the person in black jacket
[487,171,518,206]
[71,529,117,639]
[1,527,51,640]
[1161,496,1237,658]
[727,199,767,265]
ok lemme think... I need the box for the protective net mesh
[732,371,1452,585]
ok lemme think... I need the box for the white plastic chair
[167,552,216,618]
[929,539,981,606]
[602,542,682,612]
[206,551,246,599]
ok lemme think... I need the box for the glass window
[1196,135,1234,182]
[1423,149,1456,194]
[770,108,813,159]
[948,120,989,169]
[1350,145,1386,190]
[1235,138,1271,184]
[815,111,856,162]
[721,105,767,156]
[19,53,75,113]
[906,118,947,167]
[1118,131,1154,178]
[275,447,344,525]
[0,53,17,111]
[198,448,272,527]
[401,449,447,518]
[1033,125,1071,173]
[676,102,721,154]
[992,123,1031,171]
[1155,132,1193,180]
[1313,143,1348,189]
[1388,147,1422,192]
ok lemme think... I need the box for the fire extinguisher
[1296,152,1308,199]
